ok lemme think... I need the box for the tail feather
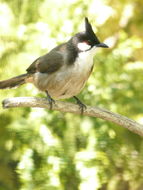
[0,74,28,89]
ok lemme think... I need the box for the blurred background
[0,0,143,189]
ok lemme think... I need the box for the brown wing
[26,51,64,74]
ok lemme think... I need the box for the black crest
[85,17,100,44]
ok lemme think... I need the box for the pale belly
[33,64,93,99]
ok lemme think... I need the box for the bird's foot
[45,91,55,110]
[73,96,86,114]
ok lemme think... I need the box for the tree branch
[2,97,143,137]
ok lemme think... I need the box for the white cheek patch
[77,42,91,51]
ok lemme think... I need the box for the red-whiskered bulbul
[0,17,108,112]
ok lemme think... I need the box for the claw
[73,96,86,114]
[45,91,55,109]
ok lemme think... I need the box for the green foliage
[0,0,143,189]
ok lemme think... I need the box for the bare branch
[2,97,143,137]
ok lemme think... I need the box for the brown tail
[0,74,28,89]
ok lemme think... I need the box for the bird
[0,17,108,113]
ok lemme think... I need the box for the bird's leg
[45,91,55,110]
[73,96,86,114]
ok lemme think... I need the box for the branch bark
[2,97,143,137]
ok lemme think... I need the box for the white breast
[76,47,96,72]
[34,47,97,99]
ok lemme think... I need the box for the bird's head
[72,17,109,52]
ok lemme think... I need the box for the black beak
[95,43,109,48]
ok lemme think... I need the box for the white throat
[75,46,97,73]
